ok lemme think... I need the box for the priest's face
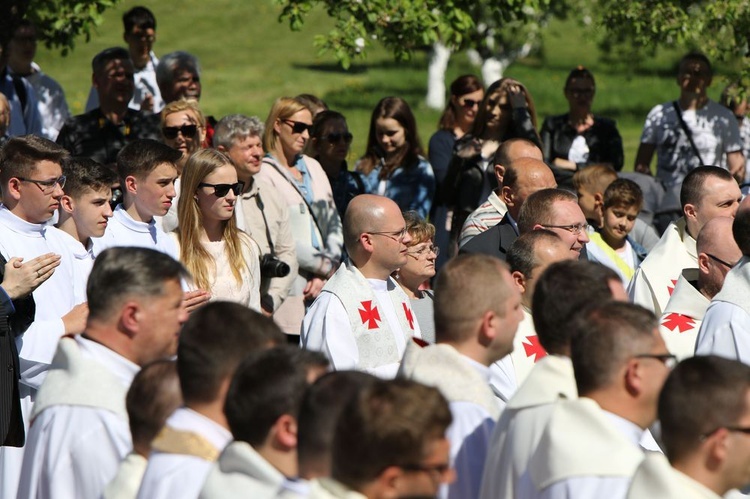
[133,278,188,365]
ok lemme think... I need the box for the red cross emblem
[667,279,678,296]
[661,313,695,333]
[523,335,548,362]
[403,303,415,330]
[359,300,381,330]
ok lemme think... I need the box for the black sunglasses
[283,119,313,134]
[198,181,244,197]
[460,98,481,109]
[162,124,198,139]
[325,132,353,144]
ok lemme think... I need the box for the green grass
[33,0,740,171]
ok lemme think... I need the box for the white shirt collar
[460,353,491,382]
[167,406,233,450]
[0,204,48,238]
[76,334,140,388]
[113,204,156,234]
[602,409,646,447]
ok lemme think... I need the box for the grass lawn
[34,0,740,171]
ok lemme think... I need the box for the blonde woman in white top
[175,148,261,311]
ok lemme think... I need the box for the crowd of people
[2,4,750,499]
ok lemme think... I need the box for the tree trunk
[426,42,452,110]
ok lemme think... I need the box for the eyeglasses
[541,223,588,235]
[16,175,66,193]
[368,227,408,242]
[634,353,678,370]
[407,243,440,258]
[282,120,313,135]
[401,462,452,479]
[706,253,738,269]
[460,98,481,109]
[701,425,750,441]
[198,181,244,197]
[324,132,353,144]
[162,124,198,139]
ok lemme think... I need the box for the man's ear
[494,164,506,186]
[216,145,227,153]
[119,301,140,338]
[697,253,711,274]
[684,203,697,222]
[376,466,403,499]
[273,414,298,450]
[60,195,75,214]
[501,186,514,207]
[511,270,527,295]
[5,178,23,202]
[593,192,604,210]
[125,175,138,195]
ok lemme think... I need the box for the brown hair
[0,135,68,188]
[438,74,483,131]
[602,178,643,211]
[262,96,310,154]
[517,188,578,234]
[471,78,539,140]
[572,163,617,194]
[403,210,435,247]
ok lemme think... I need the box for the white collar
[76,335,140,388]
[461,353,491,382]
[366,277,391,292]
[113,204,157,234]
[57,227,93,259]
[602,409,646,447]
[167,407,233,450]
[0,204,49,238]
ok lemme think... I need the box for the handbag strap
[672,101,705,165]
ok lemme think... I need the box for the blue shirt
[359,156,435,218]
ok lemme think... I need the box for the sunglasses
[283,120,313,135]
[198,181,244,197]
[460,98,481,109]
[325,132,353,144]
[162,124,198,139]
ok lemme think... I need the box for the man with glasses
[660,217,741,360]
[302,194,421,378]
[696,197,750,363]
[56,47,161,166]
[0,136,87,499]
[517,302,673,499]
[627,355,750,498]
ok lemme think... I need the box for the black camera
[260,254,290,278]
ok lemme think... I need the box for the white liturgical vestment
[103,452,148,499]
[136,407,233,499]
[92,205,178,260]
[17,335,136,499]
[626,452,722,499]
[199,441,285,499]
[57,229,95,304]
[628,218,697,316]
[301,263,419,378]
[658,269,708,360]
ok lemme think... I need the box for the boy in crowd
[586,178,647,286]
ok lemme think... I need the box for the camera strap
[254,192,278,258]
[672,101,705,166]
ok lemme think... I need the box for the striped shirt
[459,192,508,248]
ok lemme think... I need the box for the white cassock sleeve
[534,477,632,499]
[443,402,495,499]
[695,302,750,363]
[628,268,659,314]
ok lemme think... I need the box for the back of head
[679,51,712,76]
[570,302,658,395]
[503,157,549,192]
[61,156,117,199]
[122,6,156,33]
[297,371,379,479]
[225,345,328,447]
[178,301,284,406]
[332,378,452,491]
[86,247,187,322]
[532,260,620,354]
[434,254,512,343]
[507,229,562,277]
[0,135,69,188]
[116,138,181,184]
[680,165,733,209]
[92,47,131,74]
[126,359,182,454]
[493,138,542,167]
[572,163,617,194]
[517,188,577,234]
[733,200,750,255]
[659,355,750,463]
[602,178,643,211]
[213,114,264,149]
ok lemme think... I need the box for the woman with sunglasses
[308,110,367,218]
[541,66,623,188]
[392,211,438,344]
[356,96,435,219]
[174,148,261,310]
[256,97,343,337]
[444,77,541,253]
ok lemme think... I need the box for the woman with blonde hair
[256,96,343,337]
[175,148,261,310]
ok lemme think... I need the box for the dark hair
[733,204,750,255]
[123,6,156,33]
[532,260,620,354]
[126,359,182,451]
[225,346,328,447]
[61,156,117,199]
[358,96,423,179]
[679,51,712,76]
[87,247,188,321]
[177,301,284,405]
[564,66,595,90]
[311,110,347,143]
[659,355,750,462]
[680,165,734,209]
[471,78,539,140]
[602,178,643,211]
[332,379,452,490]
[517,188,578,234]
[438,74,483,131]
[116,138,181,184]
[297,371,379,478]
[92,47,131,74]
[571,302,658,395]
[0,135,68,187]
[507,230,562,277]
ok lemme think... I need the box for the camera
[260,254,290,279]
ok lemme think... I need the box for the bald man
[660,217,741,360]
[301,195,421,378]
[459,140,550,248]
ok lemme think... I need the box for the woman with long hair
[255,96,343,337]
[356,96,435,219]
[444,77,541,251]
[175,148,261,310]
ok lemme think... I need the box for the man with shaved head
[302,195,421,378]
[696,197,750,363]
[660,217,741,359]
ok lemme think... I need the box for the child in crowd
[572,163,617,227]
[585,178,647,285]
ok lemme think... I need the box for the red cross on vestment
[667,279,678,296]
[661,313,695,333]
[523,335,548,362]
[359,300,381,330]
[403,303,415,330]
